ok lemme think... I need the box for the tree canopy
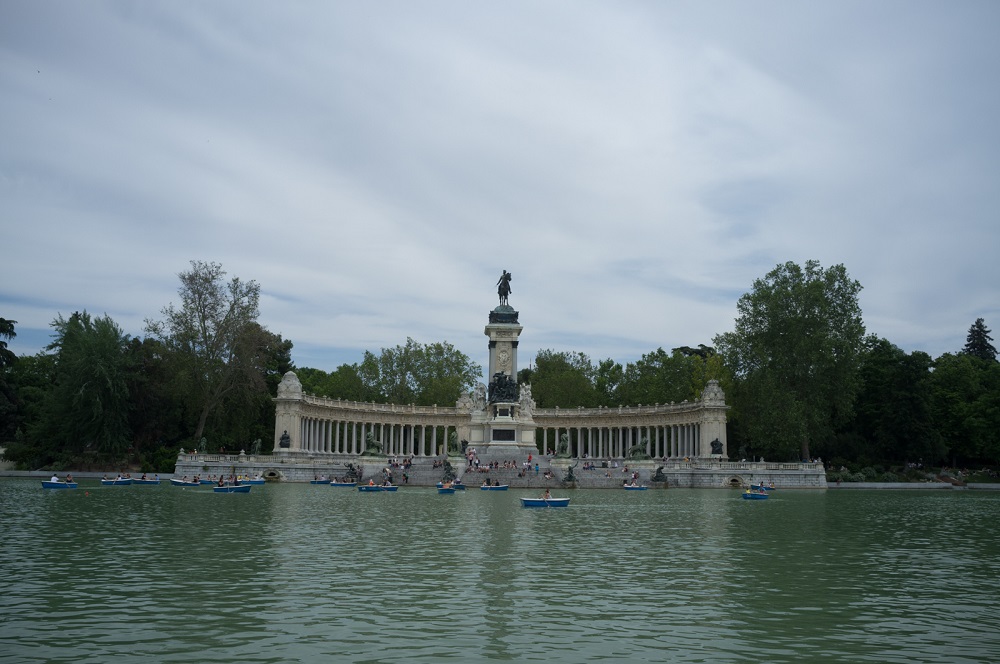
[145,261,277,444]
[356,338,481,406]
[962,318,997,362]
[714,260,866,461]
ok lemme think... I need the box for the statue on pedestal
[497,270,512,306]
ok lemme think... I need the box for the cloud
[2,0,999,374]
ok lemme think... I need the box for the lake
[2,479,998,663]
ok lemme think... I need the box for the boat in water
[480,484,509,491]
[41,480,78,490]
[438,486,456,494]
[213,484,251,493]
[132,478,160,485]
[623,485,647,491]
[101,478,133,486]
[330,481,357,487]
[169,478,200,487]
[742,489,769,500]
[520,497,570,508]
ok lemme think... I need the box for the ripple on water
[3,481,1000,662]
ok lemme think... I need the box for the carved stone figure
[279,430,291,448]
[652,466,667,483]
[497,270,512,306]
[473,383,487,411]
[710,439,723,455]
[518,383,534,417]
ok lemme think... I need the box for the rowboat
[330,481,357,487]
[520,497,570,508]
[358,485,382,492]
[41,481,78,490]
[438,487,456,494]
[381,485,398,492]
[169,478,200,487]
[750,484,775,492]
[133,479,160,485]
[242,478,266,485]
[480,484,509,491]
[742,490,769,500]
[199,479,217,485]
[101,478,133,486]
[437,481,467,491]
[309,479,329,485]
[213,484,251,493]
[623,485,647,491]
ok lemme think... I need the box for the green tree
[962,318,997,362]
[851,337,944,464]
[0,317,16,369]
[529,350,599,408]
[714,260,866,461]
[929,352,1000,464]
[31,312,133,464]
[357,338,481,406]
[145,261,273,444]
[615,347,724,406]
[0,318,18,441]
[593,358,623,406]
[0,353,56,465]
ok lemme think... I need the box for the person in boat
[65,473,73,483]
[368,478,375,486]
[542,489,551,499]
[217,477,225,486]
[50,473,59,483]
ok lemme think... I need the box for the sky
[2,0,999,377]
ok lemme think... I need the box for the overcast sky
[3,1,998,377]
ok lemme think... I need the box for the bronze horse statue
[497,270,512,306]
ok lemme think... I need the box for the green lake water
[2,479,999,663]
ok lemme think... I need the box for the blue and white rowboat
[520,497,570,508]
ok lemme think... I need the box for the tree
[851,337,944,464]
[929,352,1000,464]
[529,350,599,408]
[145,261,273,444]
[0,317,16,369]
[0,318,18,441]
[962,318,997,362]
[714,260,866,461]
[29,312,133,464]
[356,338,481,406]
[1,352,56,463]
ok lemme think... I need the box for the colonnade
[275,373,728,460]
[535,423,703,459]
[297,417,456,457]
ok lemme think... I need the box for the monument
[454,270,540,461]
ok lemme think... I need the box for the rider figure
[497,270,512,306]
